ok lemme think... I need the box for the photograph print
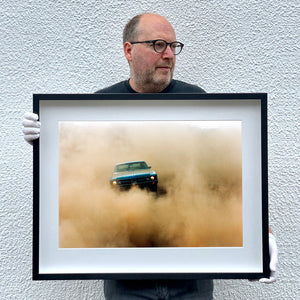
[59,120,243,248]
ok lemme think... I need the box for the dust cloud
[59,121,243,248]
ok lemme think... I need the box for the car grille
[118,176,152,186]
[118,178,132,186]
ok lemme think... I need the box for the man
[23,13,278,300]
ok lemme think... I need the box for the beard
[131,64,174,93]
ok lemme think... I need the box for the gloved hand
[22,112,40,144]
[259,233,278,283]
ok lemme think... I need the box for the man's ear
[124,42,133,62]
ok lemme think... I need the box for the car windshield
[115,162,148,172]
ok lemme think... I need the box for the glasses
[130,39,184,55]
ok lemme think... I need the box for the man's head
[123,13,182,93]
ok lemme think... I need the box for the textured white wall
[1,0,299,299]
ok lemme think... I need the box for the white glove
[22,112,40,144]
[259,233,278,283]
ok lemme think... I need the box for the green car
[110,161,158,192]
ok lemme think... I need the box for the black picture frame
[32,93,269,280]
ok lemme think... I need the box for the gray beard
[132,70,173,93]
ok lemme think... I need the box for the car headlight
[150,176,155,180]
[112,180,117,185]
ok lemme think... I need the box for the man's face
[125,14,177,93]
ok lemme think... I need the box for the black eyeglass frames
[130,39,184,55]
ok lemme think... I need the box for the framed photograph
[32,93,269,280]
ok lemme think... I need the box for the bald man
[23,12,278,300]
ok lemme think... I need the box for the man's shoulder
[165,80,206,93]
[95,80,133,93]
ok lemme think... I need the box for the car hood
[111,169,156,180]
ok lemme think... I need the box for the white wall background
[0,0,299,299]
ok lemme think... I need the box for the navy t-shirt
[95,79,206,94]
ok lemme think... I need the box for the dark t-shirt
[97,79,213,299]
[95,79,206,94]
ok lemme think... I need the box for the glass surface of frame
[32,93,269,280]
